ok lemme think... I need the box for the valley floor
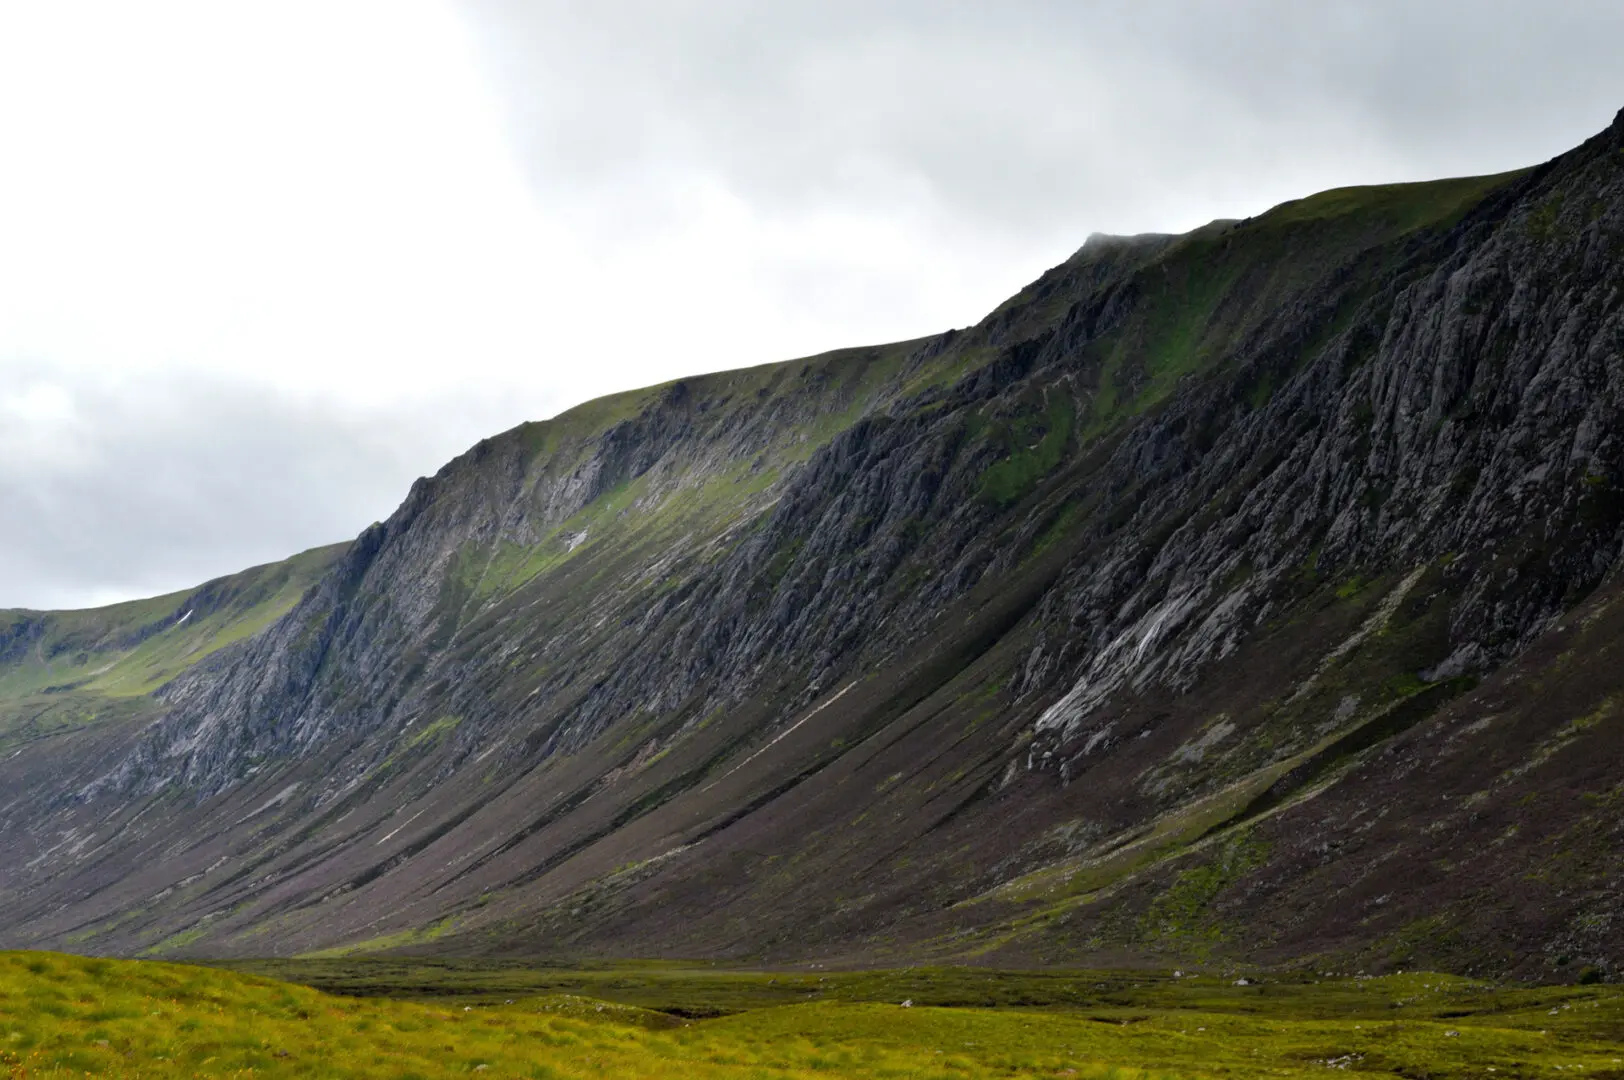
[2,952,1622,1078]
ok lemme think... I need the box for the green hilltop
[0,543,347,751]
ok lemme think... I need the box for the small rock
[900,999,913,1008]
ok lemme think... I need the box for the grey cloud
[458,0,1624,241]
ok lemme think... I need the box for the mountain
[3,109,1622,981]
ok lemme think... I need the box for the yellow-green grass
[7,953,1624,1079]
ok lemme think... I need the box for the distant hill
[0,543,347,752]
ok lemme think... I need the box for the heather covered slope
[1,110,1622,980]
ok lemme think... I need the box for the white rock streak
[703,680,859,792]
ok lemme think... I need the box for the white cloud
[0,1,566,403]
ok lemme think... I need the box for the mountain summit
[3,111,1623,980]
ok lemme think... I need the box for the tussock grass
[5,951,1624,1078]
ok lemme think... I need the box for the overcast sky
[2,1,1622,609]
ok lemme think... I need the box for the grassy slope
[0,543,348,750]
[456,338,930,609]
[5,952,1624,1078]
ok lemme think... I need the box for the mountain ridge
[2,109,1622,980]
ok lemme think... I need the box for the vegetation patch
[1135,831,1270,956]
[978,393,1077,506]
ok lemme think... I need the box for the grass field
[4,952,1623,1078]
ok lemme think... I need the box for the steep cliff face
[2,110,1622,979]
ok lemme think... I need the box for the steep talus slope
[1,109,1621,979]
